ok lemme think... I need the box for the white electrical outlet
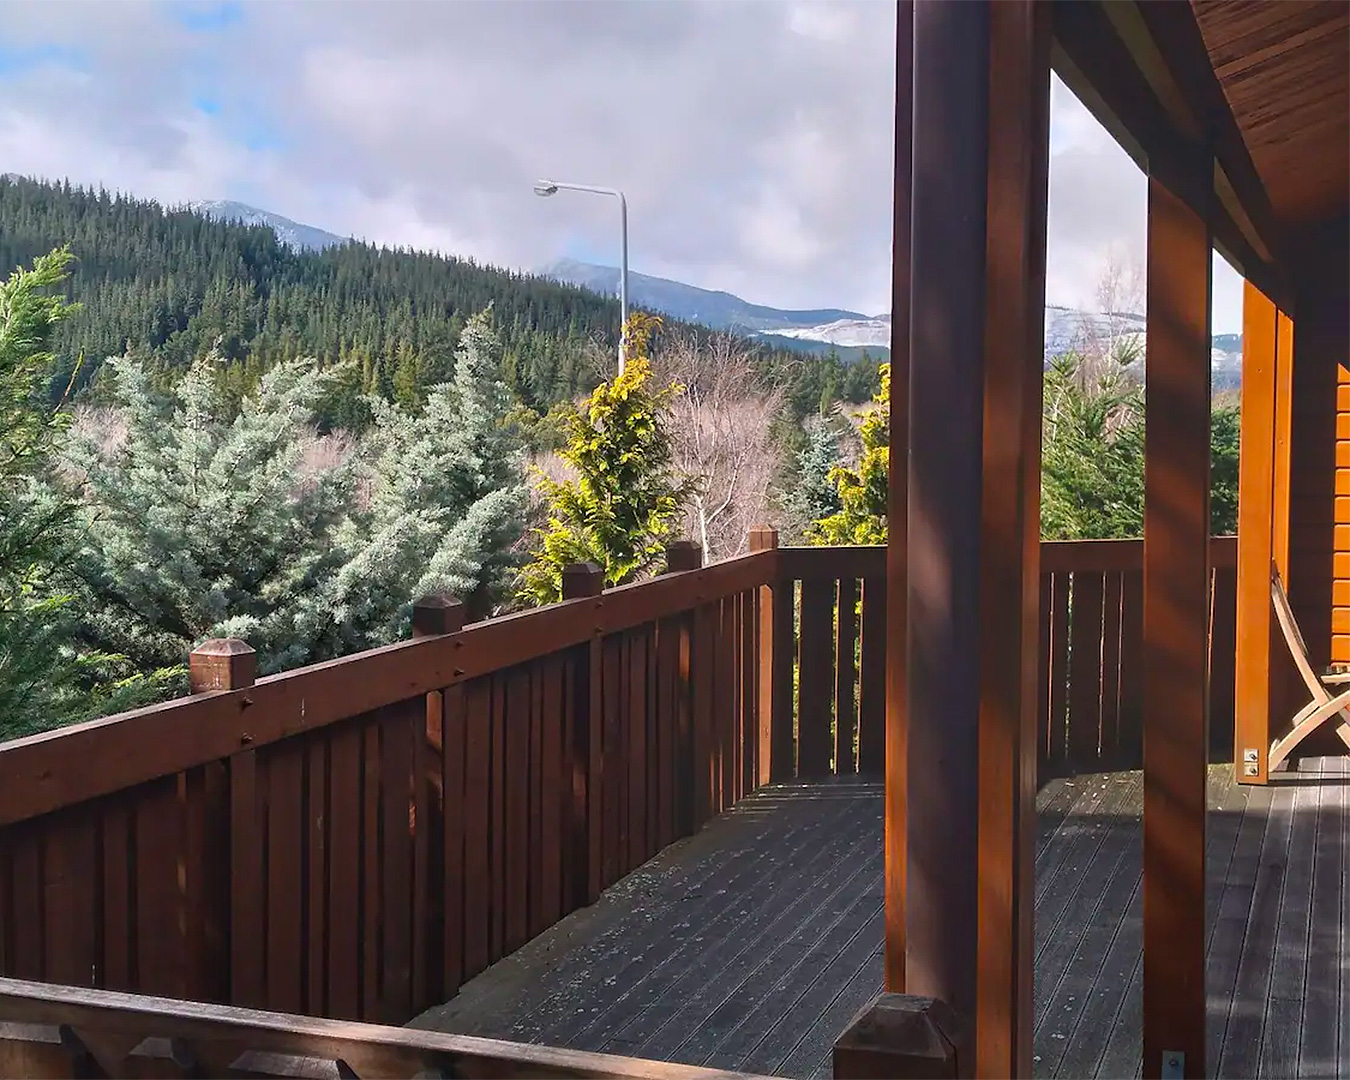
[1243,748,1258,763]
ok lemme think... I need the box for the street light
[535,179,629,373]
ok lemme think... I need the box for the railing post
[409,595,465,1008]
[189,638,256,694]
[188,639,266,1009]
[186,640,253,1004]
[663,543,702,833]
[665,540,703,573]
[412,594,465,640]
[750,527,792,783]
[563,563,605,906]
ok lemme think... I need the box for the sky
[0,0,1243,332]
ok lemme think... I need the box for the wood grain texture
[1234,281,1279,784]
[796,580,835,778]
[1142,169,1212,1079]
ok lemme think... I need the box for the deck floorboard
[410,762,1348,1079]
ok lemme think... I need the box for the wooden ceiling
[1192,1,1349,233]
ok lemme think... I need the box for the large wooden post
[838,1,1050,1076]
[1234,283,1279,784]
[1142,170,1212,1080]
[883,0,913,999]
[974,4,1050,1076]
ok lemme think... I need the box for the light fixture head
[533,181,559,197]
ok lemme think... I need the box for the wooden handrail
[0,549,776,826]
[1039,534,1236,573]
[0,977,772,1079]
[0,533,1241,1034]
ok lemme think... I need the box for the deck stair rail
[0,532,1235,1034]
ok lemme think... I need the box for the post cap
[664,540,703,573]
[831,993,970,1079]
[561,562,605,600]
[412,595,466,637]
[749,526,779,551]
[189,638,256,693]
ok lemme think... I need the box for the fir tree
[0,175,875,424]
[1040,351,1145,540]
[0,250,177,740]
[518,314,695,604]
[62,352,355,674]
[331,308,528,638]
[809,364,890,546]
[778,415,844,541]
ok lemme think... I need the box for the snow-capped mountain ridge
[185,200,347,252]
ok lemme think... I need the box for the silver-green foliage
[66,353,356,674]
[1,250,179,739]
[332,308,528,642]
[63,308,528,679]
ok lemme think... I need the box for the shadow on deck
[410,762,1349,1080]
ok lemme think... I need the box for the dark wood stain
[414,761,1348,1080]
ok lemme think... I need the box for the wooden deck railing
[0,547,775,1028]
[761,536,1237,783]
[0,533,1237,1034]
[0,977,772,1079]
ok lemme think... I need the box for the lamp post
[534,179,629,373]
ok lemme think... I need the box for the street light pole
[535,179,629,374]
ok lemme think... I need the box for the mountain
[185,199,347,252]
[767,304,1241,387]
[542,258,872,335]
[0,175,873,426]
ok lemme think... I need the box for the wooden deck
[410,761,1349,1079]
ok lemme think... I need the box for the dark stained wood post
[973,5,1051,1076]
[562,563,605,906]
[410,595,465,1006]
[190,639,265,1009]
[883,0,913,999]
[189,639,256,693]
[412,594,466,639]
[1234,284,1279,784]
[664,542,702,833]
[1142,168,1213,1080]
[838,2,1050,1076]
[749,527,792,784]
[665,540,703,573]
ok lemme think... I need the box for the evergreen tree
[1210,400,1240,535]
[518,315,695,604]
[1,250,176,740]
[0,175,865,420]
[809,364,890,546]
[1040,352,1145,540]
[777,415,844,542]
[331,308,528,638]
[62,353,355,674]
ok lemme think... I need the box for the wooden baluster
[562,563,605,906]
[750,527,794,782]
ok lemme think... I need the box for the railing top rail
[775,536,1236,578]
[0,550,774,827]
[1040,534,1236,573]
[0,977,774,1079]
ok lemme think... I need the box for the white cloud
[0,1,1243,331]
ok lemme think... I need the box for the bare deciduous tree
[655,332,785,561]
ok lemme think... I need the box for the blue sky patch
[0,43,88,77]
[172,1,244,33]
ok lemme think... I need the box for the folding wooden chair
[1268,567,1350,772]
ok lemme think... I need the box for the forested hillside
[0,176,877,423]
